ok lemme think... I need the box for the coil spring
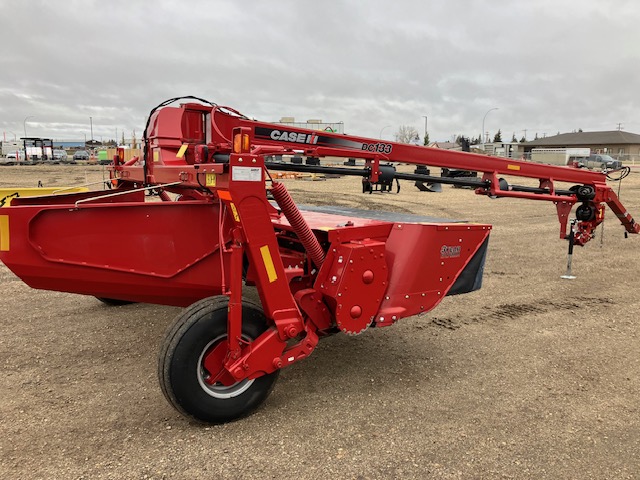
[271,182,325,269]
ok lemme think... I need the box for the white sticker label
[232,166,262,182]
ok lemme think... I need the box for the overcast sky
[1,0,638,144]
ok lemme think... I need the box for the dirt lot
[1,164,640,479]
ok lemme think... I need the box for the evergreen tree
[493,129,502,142]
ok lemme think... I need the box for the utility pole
[23,116,34,162]
[617,123,623,131]
[422,115,428,145]
[89,116,94,143]
[23,115,34,139]
[481,107,498,151]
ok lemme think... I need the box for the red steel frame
[0,100,638,387]
[130,103,639,245]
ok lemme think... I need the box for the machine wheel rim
[196,335,254,399]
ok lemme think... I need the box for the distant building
[478,141,520,158]
[522,131,640,162]
[428,141,459,150]
[275,117,344,134]
[1,140,22,156]
[55,141,85,149]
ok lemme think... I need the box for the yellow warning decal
[260,245,278,283]
[153,151,159,163]
[176,144,188,158]
[205,173,216,187]
[0,215,9,251]
[507,164,521,171]
[229,202,240,222]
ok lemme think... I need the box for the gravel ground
[1,165,640,479]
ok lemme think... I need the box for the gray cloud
[1,0,638,143]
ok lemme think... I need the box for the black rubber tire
[95,297,136,306]
[576,185,596,202]
[576,204,595,221]
[158,296,279,424]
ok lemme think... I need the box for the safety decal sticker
[0,215,9,251]
[260,245,278,283]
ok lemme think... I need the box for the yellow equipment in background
[0,186,89,208]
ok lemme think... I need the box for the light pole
[89,116,94,143]
[23,116,35,162]
[379,125,392,139]
[23,115,35,139]
[422,115,428,145]
[481,107,499,151]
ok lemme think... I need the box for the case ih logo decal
[269,129,319,144]
[440,245,461,258]
[254,126,368,151]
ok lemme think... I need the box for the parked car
[569,153,622,170]
[1,150,24,165]
[4,150,24,165]
[6,150,25,161]
[73,150,90,161]
[52,149,68,162]
[582,154,623,170]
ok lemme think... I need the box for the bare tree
[395,125,419,144]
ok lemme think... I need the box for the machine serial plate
[232,166,262,182]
